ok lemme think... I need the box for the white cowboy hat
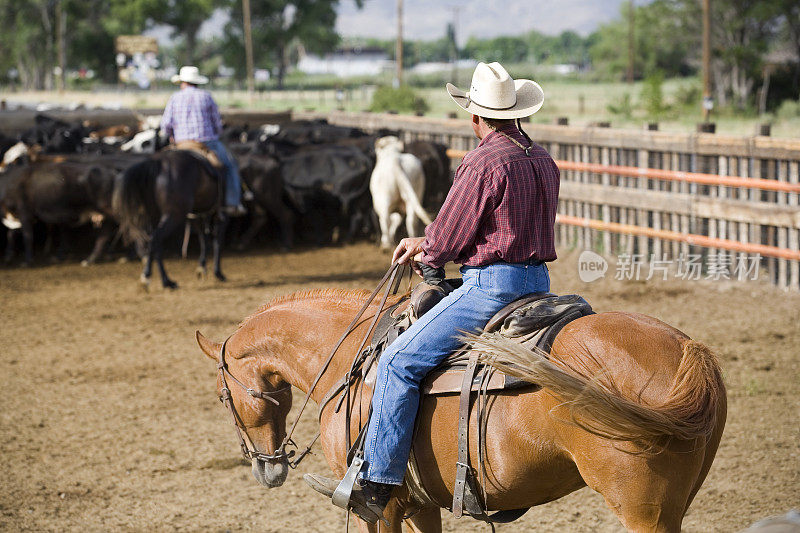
[446,62,544,119]
[171,66,209,85]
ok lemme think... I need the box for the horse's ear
[196,331,221,362]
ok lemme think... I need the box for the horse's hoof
[196,266,207,280]
[81,259,90,267]
[215,272,227,282]
[163,280,179,290]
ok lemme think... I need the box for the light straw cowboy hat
[171,66,209,85]
[446,62,544,119]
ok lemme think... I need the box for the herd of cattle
[0,113,453,287]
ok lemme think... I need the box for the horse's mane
[239,288,378,328]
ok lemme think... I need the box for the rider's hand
[392,237,426,274]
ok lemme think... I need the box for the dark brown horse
[114,150,227,289]
[196,288,726,532]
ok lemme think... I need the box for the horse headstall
[217,338,294,464]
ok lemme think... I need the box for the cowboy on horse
[161,65,247,216]
[305,61,560,523]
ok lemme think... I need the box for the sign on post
[115,36,159,89]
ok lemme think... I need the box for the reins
[278,261,407,465]
[217,261,408,469]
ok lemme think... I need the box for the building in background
[297,47,391,77]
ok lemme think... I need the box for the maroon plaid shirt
[420,124,560,268]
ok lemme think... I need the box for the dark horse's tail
[113,158,163,246]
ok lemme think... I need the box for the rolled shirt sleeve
[207,94,223,137]
[160,95,175,139]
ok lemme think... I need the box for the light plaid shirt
[160,86,223,143]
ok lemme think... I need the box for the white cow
[370,136,432,249]
[121,114,165,153]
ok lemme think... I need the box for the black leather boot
[304,473,394,524]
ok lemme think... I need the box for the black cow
[271,119,368,145]
[279,144,374,244]
[238,144,374,245]
[18,114,88,154]
[255,119,369,156]
[1,157,121,265]
[236,153,295,250]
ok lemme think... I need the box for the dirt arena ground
[1,243,798,532]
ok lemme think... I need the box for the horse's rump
[472,320,725,446]
[112,157,162,245]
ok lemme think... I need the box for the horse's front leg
[194,218,208,279]
[351,500,403,533]
[212,212,228,282]
[147,213,182,289]
[403,506,441,533]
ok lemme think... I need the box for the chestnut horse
[196,288,726,532]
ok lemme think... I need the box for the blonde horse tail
[469,332,725,444]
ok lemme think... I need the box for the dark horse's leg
[195,217,209,279]
[142,213,183,289]
[212,212,228,282]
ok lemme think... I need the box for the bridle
[216,262,407,470]
[217,337,295,464]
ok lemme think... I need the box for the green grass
[6,73,799,138]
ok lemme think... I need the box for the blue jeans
[205,139,242,207]
[362,261,550,485]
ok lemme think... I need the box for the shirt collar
[478,122,525,147]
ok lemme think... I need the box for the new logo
[578,250,608,282]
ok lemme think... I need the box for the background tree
[590,0,698,81]
[0,0,57,89]
[156,0,223,65]
[462,35,528,64]
[709,0,781,109]
[222,0,362,89]
[774,0,800,97]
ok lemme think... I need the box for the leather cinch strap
[453,350,480,517]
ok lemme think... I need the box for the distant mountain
[336,0,637,43]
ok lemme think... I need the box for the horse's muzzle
[252,456,289,488]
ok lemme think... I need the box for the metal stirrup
[331,456,364,509]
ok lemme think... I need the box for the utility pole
[56,0,66,93]
[701,0,712,121]
[395,0,403,87]
[447,6,460,86]
[627,0,635,84]
[242,0,255,100]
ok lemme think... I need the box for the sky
[188,0,634,45]
[335,0,632,44]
